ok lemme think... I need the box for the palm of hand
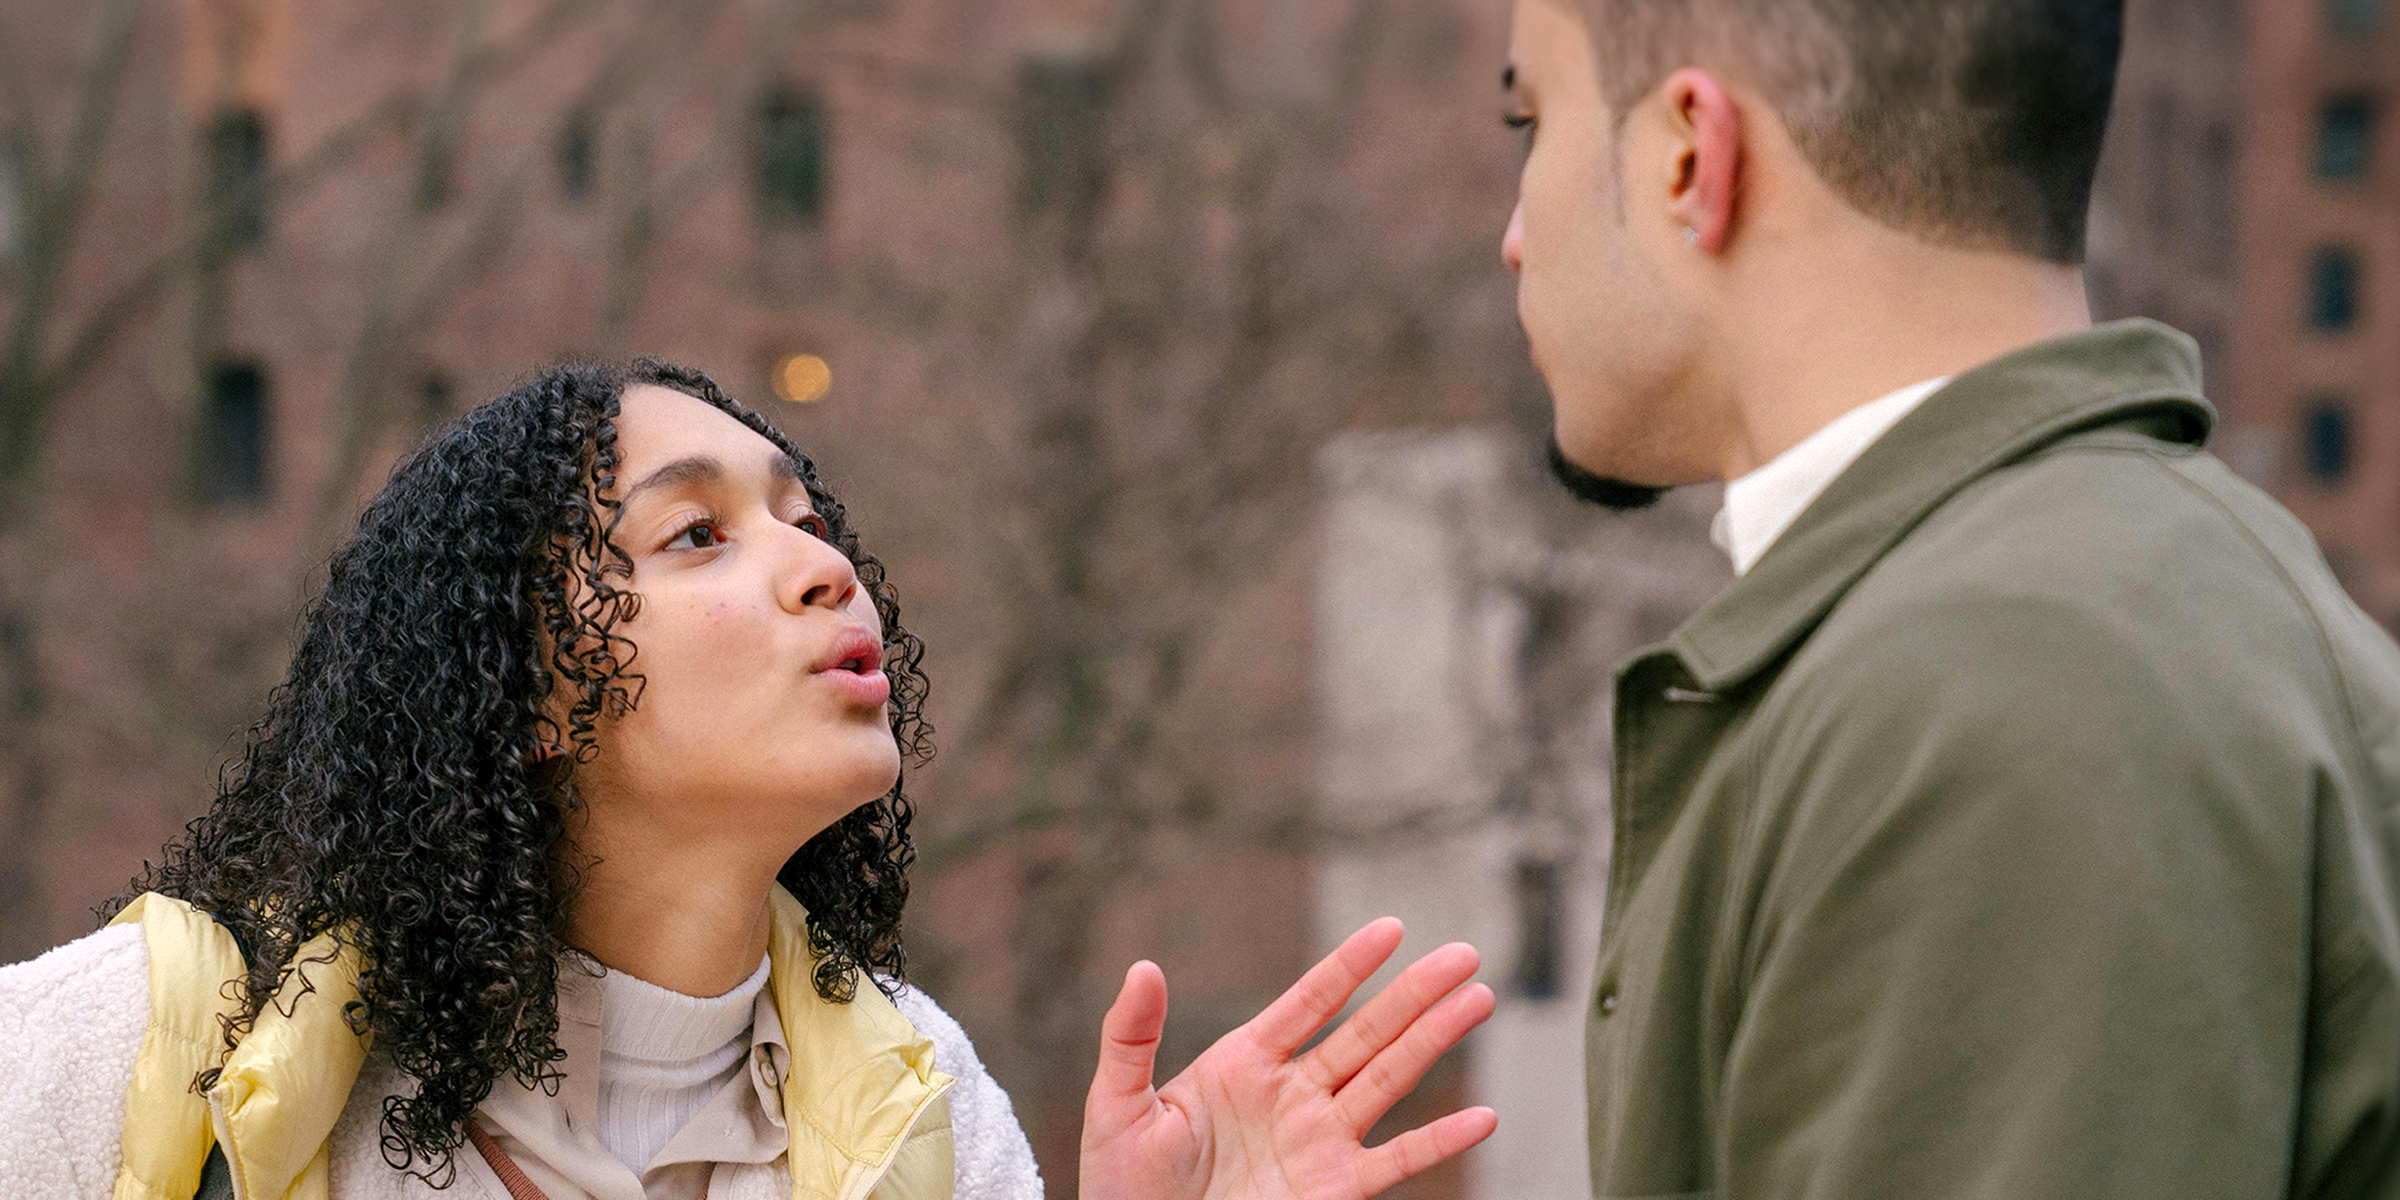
[1078,920,1496,1200]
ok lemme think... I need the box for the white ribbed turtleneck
[594,956,770,1177]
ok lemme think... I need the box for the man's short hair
[1578,0,2123,264]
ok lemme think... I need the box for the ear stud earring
[1683,226,1701,245]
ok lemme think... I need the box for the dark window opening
[207,110,270,250]
[416,117,455,211]
[418,372,453,428]
[2331,0,2385,35]
[756,90,828,229]
[2143,92,2179,235]
[1511,858,1564,1000]
[2303,399,2353,483]
[558,110,597,201]
[2319,96,2375,180]
[2196,122,2235,270]
[2310,248,2361,330]
[0,143,24,269]
[1017,51,1109,218]
[200,361,270,506]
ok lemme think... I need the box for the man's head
[1506,0,2123,498]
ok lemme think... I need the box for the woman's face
[567,383,901,858]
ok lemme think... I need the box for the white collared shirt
[1710,377,1952,576]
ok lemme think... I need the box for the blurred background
[0,0,2390,1196]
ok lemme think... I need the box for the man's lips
[812,626,890,707]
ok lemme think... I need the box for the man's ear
[1661,68,1741,252]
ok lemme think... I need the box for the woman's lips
[812,625,891,708]
[816,662,892,708]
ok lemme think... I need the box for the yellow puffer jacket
[107,887,955,1200]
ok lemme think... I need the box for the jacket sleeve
[888,985,1044,1200]
[1721,592,2316,1200]
[0,922,152,1200]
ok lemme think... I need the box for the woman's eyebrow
[622,451,804,507]
[621,454,725,505]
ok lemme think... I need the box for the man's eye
[669,521,724,550]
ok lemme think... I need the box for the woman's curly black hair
[108,360,930,1180]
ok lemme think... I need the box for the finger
[1301,941,1481,1091]
[1084,961,1168,1134]
[1332,981,1495,1134]
[1243,918,1405,1057]
[1353,1105,1499,1197]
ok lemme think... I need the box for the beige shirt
[468,966,793,1200]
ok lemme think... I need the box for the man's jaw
[1546,437,1667,511]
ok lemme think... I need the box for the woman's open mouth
[812,626,891,708]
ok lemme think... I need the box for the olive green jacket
[1588,321,2400,1200]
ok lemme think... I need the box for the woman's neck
[564,829,780,997]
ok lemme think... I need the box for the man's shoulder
[1814,437,2354,685]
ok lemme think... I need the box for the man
[1499,1,2400,1197]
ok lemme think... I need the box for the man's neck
[1713,239,2095,481]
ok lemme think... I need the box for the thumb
[1084,960,1168,1134]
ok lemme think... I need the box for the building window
[207,110,270,249]
[417,372,453,429]
[416,116,456,211]
[2302,398,2353,483]
[2319,96,2375,180]
[0,142,24,269]
[200,361,270,506]
[2310,247,2361,330]
[1510,858,1564,1000]
[1017,50,1109,217]
[557,110,597,201]
[756,89,828,229]
[2330,0,2385,35]
[2195,121,2235,270]
[2143,92,2179,235]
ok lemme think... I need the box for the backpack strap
[108,894,370,1200]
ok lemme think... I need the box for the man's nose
[1502,202,1525,275]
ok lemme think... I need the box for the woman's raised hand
[1077,919,1498,1200]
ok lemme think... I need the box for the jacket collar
[764,885,954,1200]
[1662,319,2215,694]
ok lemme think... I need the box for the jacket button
[1597,985,1620,1017]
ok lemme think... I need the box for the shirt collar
[1711,376,1951,576]
[474,960,795,1200]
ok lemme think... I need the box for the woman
[0,361,1495,1200]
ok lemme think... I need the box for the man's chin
[1546,438,1666,511]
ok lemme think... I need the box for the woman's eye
[795,513,832,541]
[668,521,723,550]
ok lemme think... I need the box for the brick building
[0,0,1535,1194]
[5,2,2368,1198]
[2092,0,2400,619]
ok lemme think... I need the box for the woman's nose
[778,524,859,613]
